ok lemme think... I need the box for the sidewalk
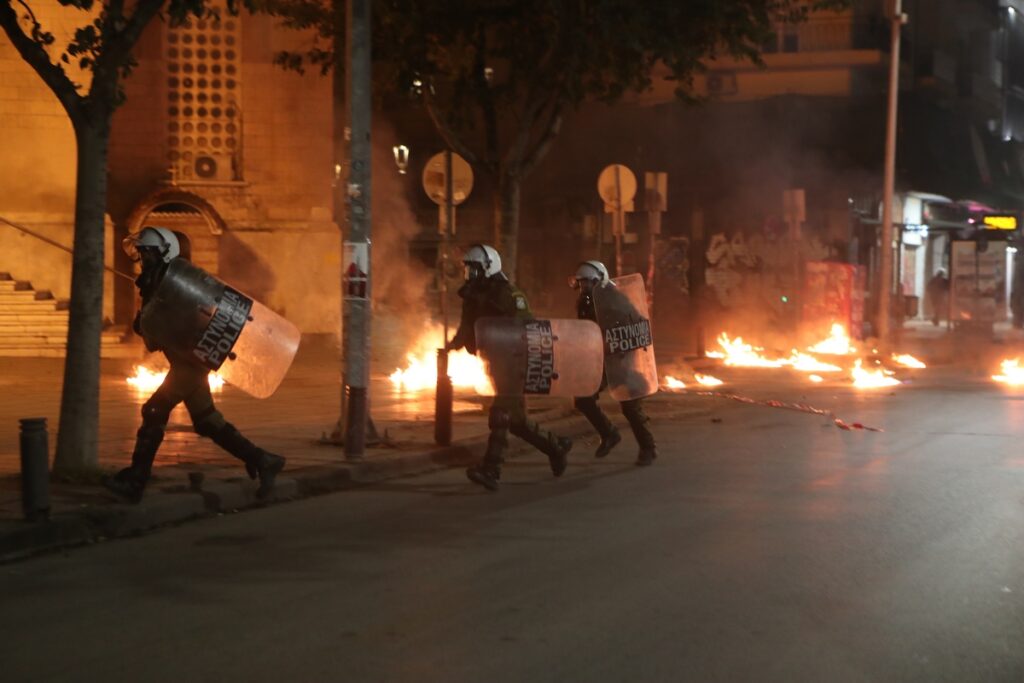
[0,346,621,562]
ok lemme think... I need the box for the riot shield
[593,273,658,400]
[474,318,604,397]
[139,259,301,399]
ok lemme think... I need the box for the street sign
[422,152,473,205]
[597,164,637,212]
[982,214,1018,231]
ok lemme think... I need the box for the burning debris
[851,359,901,388]
[694,373,724,387]
[663,376,687,390]
[891,354,926,369]
[389,325,494,395]
[127,364,225,393]
[993,359,1024,386]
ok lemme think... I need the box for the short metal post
[19,418,50,522]
[435,349,453,445]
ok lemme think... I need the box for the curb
[0,407,592,564]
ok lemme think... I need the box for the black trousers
[482,395,564,469]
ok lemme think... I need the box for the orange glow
[808,374,824,383]
[694,373,724,387]
[851,359,900,388]
[127,365,224,393]
[807,323,856,356]
[891,353,926,369]
[787,351,842,373]
[993,358,1024,386]
[712,333,788,368]
[389,325,494,395]
[663,375,686,390]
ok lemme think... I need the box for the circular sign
[597,164,637,209]
[422,152,474,205]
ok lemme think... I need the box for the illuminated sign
[982,214,1018,230]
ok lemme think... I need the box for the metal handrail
[0,214,135,282]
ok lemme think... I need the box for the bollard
[434,348,453,446]
[19,418,50,522]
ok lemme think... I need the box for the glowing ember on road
[808,374,824,383]
[126,365,224,393]
[663,376,686,390]
[695,373,724,387]
[993,358,1024,386]
[851,359,900,388]
[891,353,926,369]
[389,326,493,395]
[807,323,856,355]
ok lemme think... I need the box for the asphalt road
[1,374,1023,682]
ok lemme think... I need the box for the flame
[695,373,724,387]
[389,325,494,395]
[808,374,824,383]
[663,375,686,390]
[891,353,926,369]
[787,351,842,373]
[713,333,788,367]
[993,358,1024,386]
[807,323,856,355]
[126,365,224,393]
[851,359,900,388]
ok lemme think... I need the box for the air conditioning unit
[705,72,738,97]
[192,152,235,181]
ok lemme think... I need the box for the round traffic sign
[422,152,474,205]
[597,164,637,209]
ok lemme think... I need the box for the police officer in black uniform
[448,244,573,491]
[104,226,285,503]
[571,260,658,466]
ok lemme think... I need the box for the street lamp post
[878,0,908,347]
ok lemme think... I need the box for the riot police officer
[571,260,658,466]
[104,226,286,503]
[448,244,573,490]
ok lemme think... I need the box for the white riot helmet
[570,259,610,289]
[463,243,503,280]
[122,226,180,264]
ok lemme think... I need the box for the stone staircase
[0,272,140,358]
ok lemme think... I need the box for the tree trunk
[53,121,110,476]
[496,170,522,279]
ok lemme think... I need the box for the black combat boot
[211,424,286,498]
[467,431,505,491]
[623,399,657,467]
[595,427,622,459]
[103,423,164,503]
[511,421,573,477]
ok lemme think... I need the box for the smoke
[369,122,434,367]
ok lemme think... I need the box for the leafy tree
[261,0,846,276]
[0,0,245,474]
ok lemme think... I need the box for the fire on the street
[992,358,1024,386]
[891,354,926,369]
[851,359,901,388]
[695,373,724,387]
[807,323,856,355]
[126,365,225,393]
[663,376,686,390]
[389,326,494,395]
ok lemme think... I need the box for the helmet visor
[464,263,485,281]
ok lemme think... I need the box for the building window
[165,9,242,182]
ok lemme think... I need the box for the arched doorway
[125,188,226,275]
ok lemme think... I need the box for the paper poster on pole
[343,241,370,299]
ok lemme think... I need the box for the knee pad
[140,396,173,427]
[489,408,511,431]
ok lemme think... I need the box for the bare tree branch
[521,101,563,177]
[0,0,83,119]
[424,87,484,169]
[93,0,162,85]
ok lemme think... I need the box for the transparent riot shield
[593,273,658,400]
[474,318,604,397]
[139,259,301,399]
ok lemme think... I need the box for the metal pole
[647,210,659,314]
[342,0,372,460]
[878,0,906,348]
[434,151,455,446]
